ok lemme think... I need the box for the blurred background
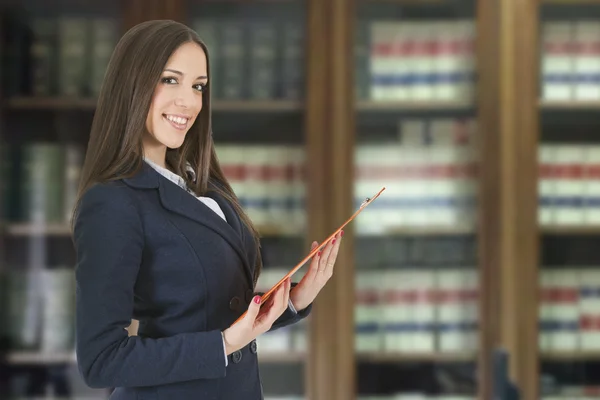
[0,0,599,399]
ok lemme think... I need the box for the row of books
[355,20,476,102]
[538,144,600,226]
[3,15,305,100]
[355,269,478,353]
[355,118,478,233]
[192,18,304,100]
[3,143,83,224]
[2,143,308,235]
[4,16,118,97]
[1,267,74,352]
[541,21,600,101]
[355,237,478,269]
[357,392,477,400]
[539,268,600,351]
[217,145,307,233]
[357,396,473,400]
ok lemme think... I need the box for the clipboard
[232,186,386,325]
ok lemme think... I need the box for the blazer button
[245,289,254,304]
[232,350,243,364]
[250,340,257,354]
[229,297,241,311]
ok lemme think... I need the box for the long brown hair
[72,19,263,283]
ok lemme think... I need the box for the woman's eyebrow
[164,68,207,80]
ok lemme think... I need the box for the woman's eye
[161,77,177,84]
[193,83,207,92]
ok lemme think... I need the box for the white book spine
[553,145,585,225]
[541,22,574,101]
[370,22,394,101]
[583,146,600,224]
[382,270,413,352]
[355,271,382,352]
[456,20,476,102]
[410,271,436,351]
[392,23,411,101]
[267,145,289,232]
[411,23,435,101]
[573,21,600,101]
[538,145,556,226]
[436,269,466,352]
[291,146,306,232]
[579,269,600,350]
[550,269,579,351]
[41,268,75,352]
[539,269,553,351]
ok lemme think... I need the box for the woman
[72,20,342,399]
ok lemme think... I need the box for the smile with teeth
[163,114,189,130]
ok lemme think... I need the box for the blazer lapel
[124,163,254,287]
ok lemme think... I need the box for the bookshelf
[0,0,320,399]
[536,1,600,399]
[5,0,599,399]
[350,0,480,399]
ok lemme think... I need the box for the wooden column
[477,0,540,398]
[306,0,356,399]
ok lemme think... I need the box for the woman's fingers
[318,234,337,273]
[244,295,262,328]
[323,232,342,277]
[305,241,321,281]
[262,278,290,327]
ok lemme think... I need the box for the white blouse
[144,158,227,222]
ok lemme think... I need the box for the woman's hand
[289,230,343,311]
[222,277,291,355]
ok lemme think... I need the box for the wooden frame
[477,0,540,399]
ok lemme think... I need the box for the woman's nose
[174,88,195,108]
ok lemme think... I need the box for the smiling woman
[69,19,340,400]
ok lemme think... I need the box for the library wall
[2,0,600,399]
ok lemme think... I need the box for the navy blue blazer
[73,162,311,400]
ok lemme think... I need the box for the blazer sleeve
[73,183,226,389]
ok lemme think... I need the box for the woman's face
[144,41,207,158]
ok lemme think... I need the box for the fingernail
[332,239,336,245]
[254,296,261,304]
[318,251,321,257]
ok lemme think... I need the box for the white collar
[143,158,197,188]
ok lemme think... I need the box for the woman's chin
[165,136,186,149]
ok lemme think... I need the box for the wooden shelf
[6,351,76,365]
[358,225,476,236]
[5,97,303,112]
[213,100,303,112]
[542,0,600,4]
[541,351,600,361]
[539,100,600,110]
[257,351,306,363]
[364,0,447,3]
[357,351,476,363]
[357,100,474,112]
[4,350,304,365]
[540,225,600,235]
[3,223,300,237]
[4,223,72,236]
